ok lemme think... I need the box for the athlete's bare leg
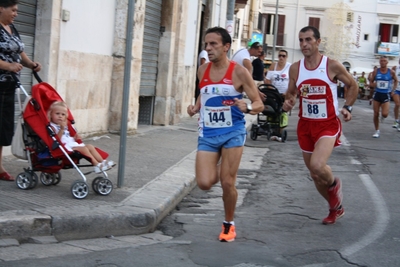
[195,151,221,190]
[381,101,390,119]
[219,146,243,221]
[302,137,336,202]
[393,94,400,121]
[373,101,382,130]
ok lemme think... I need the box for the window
[364,34,369,41]
[379,23,399,43]
[262,13,286,46]
[308,17,320,30]
[346,12,354,23]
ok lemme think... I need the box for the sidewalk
[0,114,258,243]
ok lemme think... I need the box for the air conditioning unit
[265,34,274,45]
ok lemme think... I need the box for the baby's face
[51,106,68,125]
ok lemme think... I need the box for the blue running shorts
[198,128,246,152]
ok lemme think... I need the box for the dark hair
[300,26,320,40]
[0,0,19,8]
[250,42,262,49]
[279,49,288,55]
[205,27,232,45]
[260,51,265,56]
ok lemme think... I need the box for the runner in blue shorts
[369,56,398,138]
[187,27,263,242]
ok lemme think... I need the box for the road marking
[340,173,390,257]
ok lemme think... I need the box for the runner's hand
[187,105,198,117]
[341,108,352,122]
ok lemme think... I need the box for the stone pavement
[0,113,258,244]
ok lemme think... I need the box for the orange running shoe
[219,222,236,242]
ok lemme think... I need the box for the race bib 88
[302,98,327,119]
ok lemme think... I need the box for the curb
[0,151,197,242]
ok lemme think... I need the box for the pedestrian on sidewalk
[282,26,358,225]
[265,49,291,140]
[187,27,263,242]
[369,55,398,138]
[391,59,400,131]
[252,50,265,87]
[0,0,42,181]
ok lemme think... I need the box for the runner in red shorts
[283,26,359,224]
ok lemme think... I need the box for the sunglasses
[278,54,286,58]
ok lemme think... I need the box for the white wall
[184,1,199,66]
[60,0,116,55]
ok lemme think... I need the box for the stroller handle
[33,71,43,83]
[11,71,43,97]
[11,71,43,85]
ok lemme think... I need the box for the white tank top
[265,62,291,94]
[296,56,339,121]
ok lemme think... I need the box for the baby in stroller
[14,75,115,199]
[250,84,288,141]
[47,101,115,173]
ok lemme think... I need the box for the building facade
[259,0,400,73]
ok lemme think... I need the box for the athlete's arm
[330,59,358,121]
[391,69,398,92]
[233,65,263,115]
[368,70,377,88]
[187,64,208,116]
[282,62,298,112]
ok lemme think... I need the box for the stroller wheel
[16,172,33,190]
[71,180,89,199]
[52,172,62,185]
[29,172,38,189]
[250,125,258,140]
[266,131,272,140]
[281,130,288,143]
[92,177,102,194]
[40,172,54,186]
[95,178,113,196]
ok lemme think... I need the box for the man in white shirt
[231,42,262,74]
[198,49,209,67]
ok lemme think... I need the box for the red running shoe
[323,207,345,224]
[328,177,342,210]
[219,222,236,242]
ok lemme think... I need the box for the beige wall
[34,0,197,136]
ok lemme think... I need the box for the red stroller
[12,73,113,199]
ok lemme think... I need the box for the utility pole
[226,0,235,57]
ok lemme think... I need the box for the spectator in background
[252,50,265,87]
[195,49,210,100]
[358,71,367,99]
[337,80,344,98]
[198,49,209,67]
[265,49,291,141]
[231,41,262,73]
